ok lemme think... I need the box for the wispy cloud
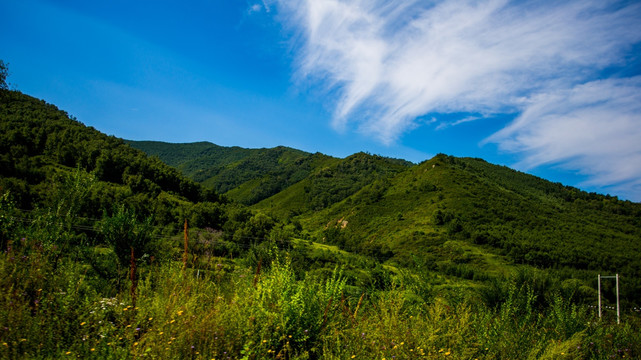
[274,0,641,199]
[485,77,641,199]
[248,1,271,14]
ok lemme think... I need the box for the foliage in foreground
[1,231,639,360]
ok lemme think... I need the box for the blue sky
[2,0,641,201]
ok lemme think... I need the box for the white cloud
[248,1,271,14]
[274,0,641,199]
[485,77,641,200]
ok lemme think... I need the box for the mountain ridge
[130,140,641,295]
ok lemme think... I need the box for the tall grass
[1,235,640,359]
[0,189,639,359]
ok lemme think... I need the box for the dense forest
[133,135,641,305]
[2,87,641,359]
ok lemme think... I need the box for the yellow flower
[177,310,184,316]
[133,342,138,346]
[90,348,95,352]
[65,352,72,355]
[2,343,7,347]
[439,349,444,353]
[148,317,153,321]
[80,322,86,326]
[445,351,451,356]
[351,356,356,359]
[159,332,164,335]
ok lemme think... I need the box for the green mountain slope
[128,140,342,205]
[127,138,641,299]
[286,154,641,299]
[254,151,413,216]
[0,90,223,227]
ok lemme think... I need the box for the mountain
[128,140,413,206]
[4,88,641,301]
[132,140,641,301]
[0,90,223,229]
[4,88,641,359]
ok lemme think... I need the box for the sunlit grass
[1,233,640,359]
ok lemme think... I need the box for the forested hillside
[2,88,641,359]
[0,91,222,219]
[138,137,641,304]
[128,140,339,205]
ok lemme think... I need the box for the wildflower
[134,342,139,346]
[351,356,356,359]
[65,351,72,355]
[90,348,95,352]
[177,310,184,316]
[2,343,7,347]
[148,317,153,321]
[445,351,451,356]
[80,322,86,326]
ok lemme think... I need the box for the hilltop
[131,138,641,303]
[2,88,641,359]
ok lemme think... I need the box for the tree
[100,205,153,305]
[0,60,9,90]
